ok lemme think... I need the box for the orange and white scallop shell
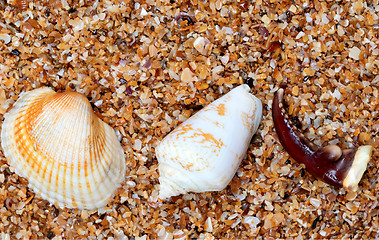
[156,84,262,200]
[1,87,126,209]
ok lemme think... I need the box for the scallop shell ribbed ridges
[1,87,126,209]
[156,84,263,200]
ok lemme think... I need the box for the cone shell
[156,84,262,200]
[1,87,126,209]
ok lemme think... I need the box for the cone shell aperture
[1,87,126,209]
[156,84,262,200]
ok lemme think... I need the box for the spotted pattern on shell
[156,84,263,200]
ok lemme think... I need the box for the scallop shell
[156,84,262,200]
[1,87,126,209]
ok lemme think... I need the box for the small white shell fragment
[193,36,211,55]
[0,33,11,44]
[220,54,229,65]
[349,46,361,60]
[156,84,262,200]
[310,198,322,208]
[1,87,126,209]
[243,216,261,229]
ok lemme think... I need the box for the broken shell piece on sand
[1,87,126,209]
[193,36,211,55]
[156,84,262,200]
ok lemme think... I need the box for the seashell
[1,87,126,209]
[156,84,262,200]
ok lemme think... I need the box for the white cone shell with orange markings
[156,84,262,200]
[1,87,126,209]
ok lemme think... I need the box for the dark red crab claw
[272,88,373,191]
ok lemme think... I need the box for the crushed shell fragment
[1,87,126,209]
[0,33,11,44]
[156,84,262,200]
